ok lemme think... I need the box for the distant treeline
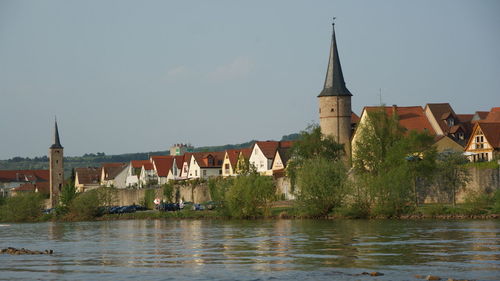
[0,134,300,177]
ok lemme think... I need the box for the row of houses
[73,103,499,193]
[353,103,500,161]
[74,141,294,192]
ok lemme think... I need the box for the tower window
[331,108,335,112]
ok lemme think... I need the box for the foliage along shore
[2,110,500,223]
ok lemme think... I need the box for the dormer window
[208,156,214,166]
[447,118,454,127]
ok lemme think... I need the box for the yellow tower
[49,120,64,208]
[318,21,353,158]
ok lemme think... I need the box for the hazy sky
[1,0,499,159]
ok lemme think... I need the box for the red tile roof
[254,141,294,159]
[474,111,489,121]
[240,148,253,160]
[425,103,456,134]
[365,106,435,135]
[130,160,151,169]
[75,167,101,185]
[153,157,174,177]
[100,162,127,180]
[457,114,474,123]
[12,182,50,194]
[0,170,49,182]
[485,108,500,122]
[192,151,225,168]
[174,155,184,169]
[351,112,360,124]
[478,122,500,149]
[225,149,242,168]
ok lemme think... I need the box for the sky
[1,0,499,159]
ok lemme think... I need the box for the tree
[352,107,437,216]
[224,173,275,218]
[295,157,348,217]
[59,182,77,208]
[163,182,175,203]
[435,150,470,206]
[287,124,344,189]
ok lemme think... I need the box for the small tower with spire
[318,19,353,159]
[49,119,64,208]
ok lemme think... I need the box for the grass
[464,161,500,169]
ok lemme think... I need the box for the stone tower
[49,119,64,208]
[318,21,353,158]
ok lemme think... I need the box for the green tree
[0,193,44,222]
[287,124,344,189]
[295,157,348,217]
[60,182,77,208]
[69,190,102,220]
[352,107,437,217]
[435,150,470,206]
[163,183,175,203]
[224,173,275,218]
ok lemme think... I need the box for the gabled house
[126,160,150,187]
[173,155,185,179]
[100,162,127,188]
[424,103,471,146]
[222,149,243,177]
[179,153,193,180]
[271,147,291,172]
[151,156,175,184]
[235,148,253,175]
[188,152,224,179]
[139,162,156,187]
[249,141,294,175]
[464,122,500,162]
[485,107,500,122]
[75,167,101,192]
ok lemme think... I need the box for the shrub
[142,188,156,209]
[163,183,175,203]
[224,174,275,219]
[0,193,45,222]
[69,190,102,220]
[294,157,348,217]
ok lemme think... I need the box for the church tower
[318,21,353,158]
[49,119,64,208]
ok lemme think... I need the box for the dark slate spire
[318,21,352,97]
[50,119,63,149]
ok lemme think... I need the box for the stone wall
[423,166,500,204]
[115,184,211,206]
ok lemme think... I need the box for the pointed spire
[318,19,352,97]
[50,118,63,149]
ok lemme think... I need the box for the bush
[0,193,45,222]
[493,190,500,214]
[142,189,156,209]
[163,183,175,203]
[295,157,348,217]
[69,190,102,220]
[224,174,275,219]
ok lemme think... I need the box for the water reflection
[0,219,499,280]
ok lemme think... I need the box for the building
[75,167,101,192]
[0,170,50,197]
[318,21,353,158]
[351,105,436,158]
[464,122,500,162]
[49,120,64,208]
[100,162,127,188]
[249,141,293,175]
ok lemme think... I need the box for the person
[179,199,184,209]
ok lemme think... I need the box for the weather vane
[332,17,336,26]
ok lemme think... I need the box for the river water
[0,219,499,280]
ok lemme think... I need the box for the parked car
[157,203,180,212]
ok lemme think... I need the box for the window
[208,156,214,166]
[225,164,229,169]
[447,118,454,127]
[203,170,207,176]
[195,170,198,176]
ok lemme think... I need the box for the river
[0,219,499,280]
